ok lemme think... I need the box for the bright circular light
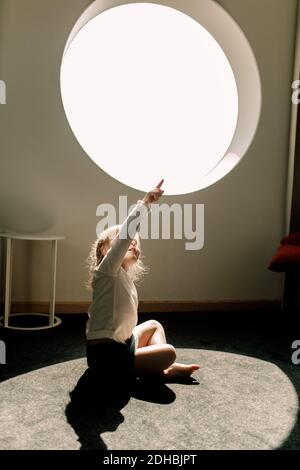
[61,2,239,195]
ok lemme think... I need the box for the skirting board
[0,300,281,315]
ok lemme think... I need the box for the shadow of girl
[65,367,132,450]
[65,366,178,450]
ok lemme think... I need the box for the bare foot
[162,363,200,380]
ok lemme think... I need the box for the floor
[0,310,299,450]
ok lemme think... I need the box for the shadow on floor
[65,367,177,449]
[65,368,129,450]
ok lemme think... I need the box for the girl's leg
[132,320,167,348]
[132,320,200,378]
[134,343,176,375]
[133,320,175,375]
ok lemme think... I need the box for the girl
[85,179,200,384]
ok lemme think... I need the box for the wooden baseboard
[0,300,281,315]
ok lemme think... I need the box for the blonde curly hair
[85,224,149,291]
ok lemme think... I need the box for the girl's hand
[143,179,164,206]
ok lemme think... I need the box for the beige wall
[0,0,297,305]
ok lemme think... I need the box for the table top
[0,232,65,241]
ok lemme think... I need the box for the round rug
[0,349,298,450]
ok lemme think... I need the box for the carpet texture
[0,348,298,450]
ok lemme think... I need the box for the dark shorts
[86,334,136,379]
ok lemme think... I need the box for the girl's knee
[147,319,163,331]
[162,344,176,365]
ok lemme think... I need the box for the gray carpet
[0,348,298,450]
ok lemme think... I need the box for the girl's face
[121,237,140,271]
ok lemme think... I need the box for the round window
[60,0,261,195]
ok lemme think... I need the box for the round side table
[0,232,65,330]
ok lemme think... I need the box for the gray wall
[0,0,297,304]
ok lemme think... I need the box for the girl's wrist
[141,197,150,208]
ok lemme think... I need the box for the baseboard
[0,300,281,315]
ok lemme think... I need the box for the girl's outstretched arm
[101,180,164,274]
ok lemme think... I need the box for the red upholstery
[280,231,300,246]
[268,242,300,272]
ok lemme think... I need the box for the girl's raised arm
[101,180,164,274]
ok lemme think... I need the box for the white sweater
[86,200,151,344]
